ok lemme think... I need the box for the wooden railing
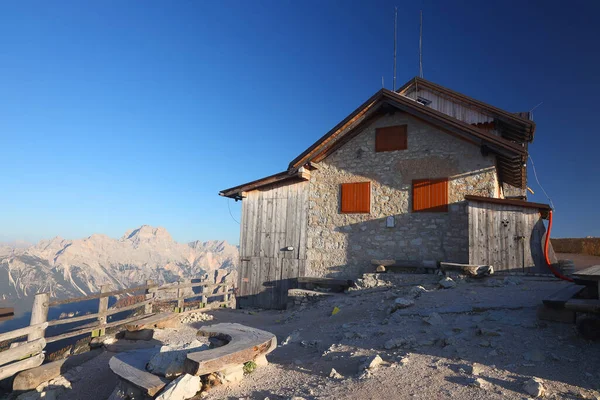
[0,278,235,381]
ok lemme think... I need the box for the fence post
[28,293,49,342]
[224,284,230,308]
[93,285,110,337]
[201,286,207,309]
[176,280,186,313]
[145,280,154,315]
[229,285,237,309]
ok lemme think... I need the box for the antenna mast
[393,6,397,91]
[419,10,423,78]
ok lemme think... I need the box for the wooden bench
[542,284,586,309]
[109,323,276,396]
[125,312,178,331]
[297,277,353,293]
[371,259,438,274]
[573,265,600,298]
[440,262,492,277]
[184,323,276,376]
[109,348,169,397]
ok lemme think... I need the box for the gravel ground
[8,275,600,400]
[199,275,600,400]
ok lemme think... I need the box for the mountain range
[0,226,239,300]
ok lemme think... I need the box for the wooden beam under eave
[297,167,311,181]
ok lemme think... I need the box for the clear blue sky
[1,0,599,244]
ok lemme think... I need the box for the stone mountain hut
[220,77,553,309]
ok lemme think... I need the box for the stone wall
[502,182,527,199]
[306,111,499,278]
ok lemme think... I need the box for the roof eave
[219,171,292,199]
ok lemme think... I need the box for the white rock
[523,377,546,397]
[155,374,200,400]
[329,368,343,379]
[409,286,427,298]
[359,355,383,372]
[281,330,301,346]
[358,369,372,380]
[467,363,484,376]
[423,312,444,326]
[147,340,209,377]
[216,364,244,383]
[394,298,415,307]
[389,298,415,313]
[180,312,214,324]
[468,377,486,388]
[439,277,456,289]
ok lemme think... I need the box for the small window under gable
[416,96,432,106]
[412,178,449,212]
[375,125,407,152]
[340,182,371,214]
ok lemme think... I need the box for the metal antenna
[529,101,543,121]
[382,76,385,88]
[393,6,397,90]
[419,10,423,78]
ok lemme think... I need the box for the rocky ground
[199,274,600,400]
[6,273,600,400]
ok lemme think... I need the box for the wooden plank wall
[238,180,308,309]
[468,200,543,271]
[405,88,494,125]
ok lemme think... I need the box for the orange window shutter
[413,178,448,212]
[375,125,408,152]
[341,182,370,213]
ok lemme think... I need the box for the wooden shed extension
[465,195,552,273]
[464,195,552,219]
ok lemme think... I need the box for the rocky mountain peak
[0,226,238,299]
[120,225,173,246]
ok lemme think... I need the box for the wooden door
[237,182,308,309]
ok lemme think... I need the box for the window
[412,178,449,212]
[416,96,432,106]
[375,125,407,152]
[341,182,371,213]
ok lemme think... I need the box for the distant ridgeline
[551,238,600,257]
[0,226,239,300]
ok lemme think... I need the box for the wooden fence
[0,279,235,381]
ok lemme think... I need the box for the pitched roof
[288,88,527,170]
[220,78,533,198]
